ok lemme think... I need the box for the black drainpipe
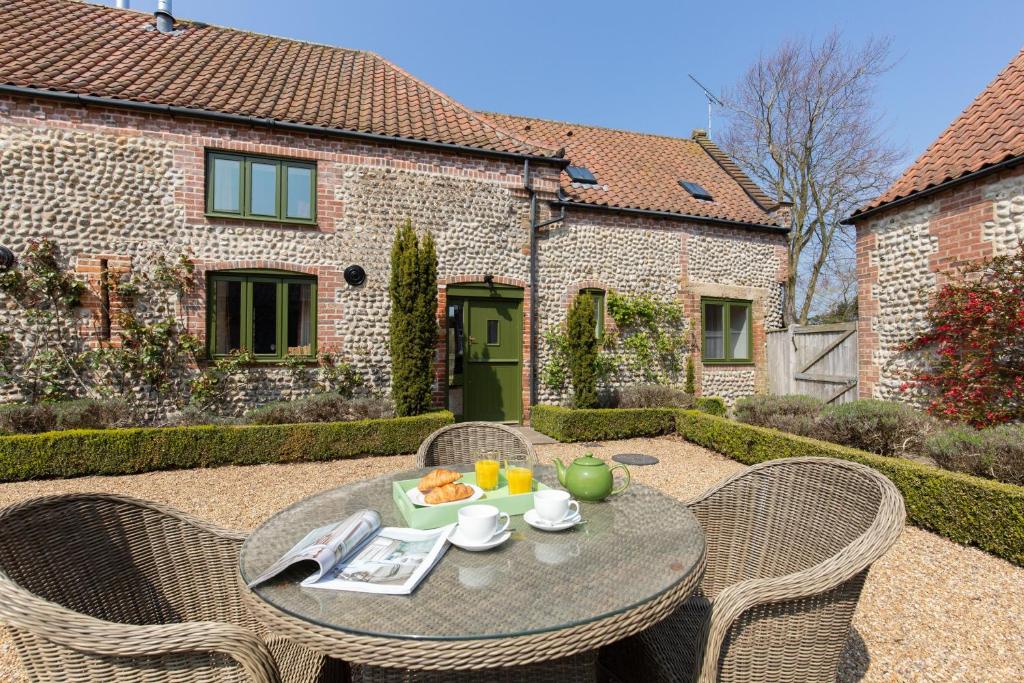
[524,160,565,414]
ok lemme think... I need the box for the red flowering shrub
[901,251,1024,427]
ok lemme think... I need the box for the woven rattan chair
[415,422,537,468]
[0,493,344,683]
[601,457,905,683]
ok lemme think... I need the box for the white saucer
[448,527,511,552]
[524,509,582,532]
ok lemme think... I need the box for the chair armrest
[697,539,891,682]
[0,580,280,682]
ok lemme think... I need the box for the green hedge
[694,397,727,417]
[0,411,454,482]
[531,405,678,442]
[675,410,1024,566]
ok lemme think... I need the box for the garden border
[530,399,726,443]
[0,411,454,482]
[675,410,1024,566]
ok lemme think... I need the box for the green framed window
[205,151,316,224]
[701,297,752,363]
[582,288,605,339]
[207,271,317,361]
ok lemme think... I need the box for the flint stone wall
[1,96,785,418]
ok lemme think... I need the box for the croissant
[424,482,474,505]
[417,468,462,493]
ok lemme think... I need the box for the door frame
[446,284,524,423]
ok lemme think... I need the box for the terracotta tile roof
[480,112,786,227]
[857,47,1024,216]
[0,0,556,158]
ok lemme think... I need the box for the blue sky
[103,0,1023,170]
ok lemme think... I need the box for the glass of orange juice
[475,456,500,491]
[506,463,533,495]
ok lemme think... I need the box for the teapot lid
[573,453,605,466]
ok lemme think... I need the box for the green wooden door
[463,297,522,422]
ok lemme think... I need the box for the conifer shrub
[388,221,437,417]
[565,292,599,408]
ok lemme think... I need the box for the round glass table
[239,466,705,677]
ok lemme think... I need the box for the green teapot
[553,453,630,501]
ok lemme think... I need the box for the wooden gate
[766,322,858,404]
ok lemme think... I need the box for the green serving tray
[393,471,549,529]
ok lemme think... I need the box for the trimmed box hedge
[675,410,1024,566]
[531,405,678,442]
[0,411,454,482]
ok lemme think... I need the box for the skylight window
[679,180,713,201]
[567,166,597,184]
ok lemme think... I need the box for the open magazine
[247,510,453,595]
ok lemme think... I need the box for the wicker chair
[601,457,905,683]
[0,493,344,683]
[416,422,537,468]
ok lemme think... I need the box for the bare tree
[720,31,902,325]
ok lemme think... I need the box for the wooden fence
[766,322,858,404]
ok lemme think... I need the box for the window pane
[286,166,313,219]
[287,282,313,355]
[704,304,725,359]
[729,305,750,359]
[487,320,499,345]
[252,282,278,354]
[213,280,242,354]
[249,162,278,216]
[212,158,241,212]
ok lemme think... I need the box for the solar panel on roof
[567,166,597,184]
[679,180,713,201]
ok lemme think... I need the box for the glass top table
[239,465,706,671]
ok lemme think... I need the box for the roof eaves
[0,83,571,165]
[553,198,791,234]
[844,152,1024,224]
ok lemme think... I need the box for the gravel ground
[0,436,1020,681]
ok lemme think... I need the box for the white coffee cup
[457,504,510,543]
[533,489,580,524]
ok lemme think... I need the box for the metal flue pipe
[155,0,173,33]
[115,0,130,8]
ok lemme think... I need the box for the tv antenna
[688,74,724,136]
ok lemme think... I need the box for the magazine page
[247,509,382,588]
[301,524,454,595]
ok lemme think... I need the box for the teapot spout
[553,458,567,485]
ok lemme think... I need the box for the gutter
[0,84,570,167]
[844,154,1024,224]
[550,200,791,234]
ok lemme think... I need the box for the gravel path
[0,436,1020,681]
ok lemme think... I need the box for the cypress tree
[566,292,599,408]
[388,221,438,416]
[684,355,696,395]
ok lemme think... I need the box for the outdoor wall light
[344,264,367,287]
[483,273,494,286]
[0,246,15,273]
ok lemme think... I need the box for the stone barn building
[850,47,1024,401]
[0,0,790,422]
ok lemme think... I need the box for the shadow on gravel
[838,628,870,682]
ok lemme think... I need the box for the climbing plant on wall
[388,220,438,417]
[540,291,692,399]
[0,240,200,404]
[605,291,691,384]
